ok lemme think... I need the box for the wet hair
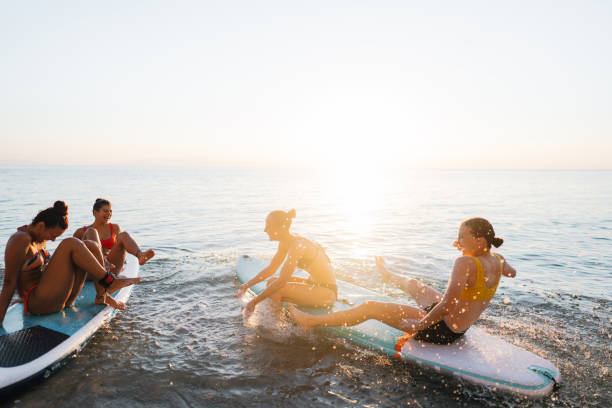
[462,217,504,248]
[267,209,296,230]
[93,198,111,212]
[32,201,69,230]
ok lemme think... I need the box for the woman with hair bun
[0,201,141,327]
[73,198,155,270]
[290,218,516,345]
[237,209,337,316]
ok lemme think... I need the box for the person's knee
[116,231,130,242]
[83,239,101,252]
[83,227,100,241]
[321,296,335,308]
[58,236,85,250]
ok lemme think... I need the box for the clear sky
[1,1,610,170]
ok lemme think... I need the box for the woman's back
[445,253,504,332]
[294,237,336,285]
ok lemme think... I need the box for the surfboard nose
[528,365,561,391]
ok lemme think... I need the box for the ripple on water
[1,168,611,407]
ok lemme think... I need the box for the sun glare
[325,157,387,237]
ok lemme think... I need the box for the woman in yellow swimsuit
[290,218,516,344]
[0,201,141,327]
[236,209,337,316]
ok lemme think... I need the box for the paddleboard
[0,254,139,397]
[236,255,560,398]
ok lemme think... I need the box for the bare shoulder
[452,256,478,279]
[493,252,516,277]
[492,252,506,261]
[288,239,307,257]
[73,227,85,239]
[453,256,476,269]
[7,231,30,248]
[112,223,122,233]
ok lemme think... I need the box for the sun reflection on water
[321,163,396,259]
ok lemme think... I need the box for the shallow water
[0,166,610,407]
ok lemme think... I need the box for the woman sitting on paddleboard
[0,201,140,327]
[236,209,337,315]
[290,218,516,344]
[73,198,155,272]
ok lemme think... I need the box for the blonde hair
[267,209,296,230]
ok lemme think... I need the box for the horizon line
[0,163,610,172]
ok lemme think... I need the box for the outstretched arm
[495,254,516,278]
[246,247,300,310]
[234,241,290,297]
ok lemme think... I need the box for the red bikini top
[83,223,116,249]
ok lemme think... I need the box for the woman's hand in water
[234,284,248,298]
[375,256,392,282]
[242,299,256,317]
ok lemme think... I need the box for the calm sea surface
[0,166,610,407]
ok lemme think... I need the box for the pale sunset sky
[1,1,610,170]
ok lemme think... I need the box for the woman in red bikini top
[88,223,117,250]
[73,198,155,274]
[0,201,141,326]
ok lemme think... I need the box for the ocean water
[0,166,610,407]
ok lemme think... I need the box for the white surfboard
[0,255,139,397]
[236,255,560,398]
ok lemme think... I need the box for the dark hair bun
[491,237,504,248]
[53,201,68,216]
[288,209,296,219]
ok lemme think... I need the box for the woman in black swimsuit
[236,209,337,316]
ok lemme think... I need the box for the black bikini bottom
[413,302,465,345]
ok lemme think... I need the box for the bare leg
[106,231,155,268]
[402,279,443,309]
[266,278,336,308]
[83,228,114,274]
[27,238,140,314]
[289,300,425,331]
[82,240,126,310]
[64,266,86,308]
[375,256,442,308]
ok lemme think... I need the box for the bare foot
[95,294,126,310]
[137,249,155,265]
[375,256,392,282]
[107,276,142,293]
[288,304,316,331]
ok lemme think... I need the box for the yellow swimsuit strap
[459,255,503,301]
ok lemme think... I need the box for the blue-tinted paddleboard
[0,255,139,397]
[236,255,560,398]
